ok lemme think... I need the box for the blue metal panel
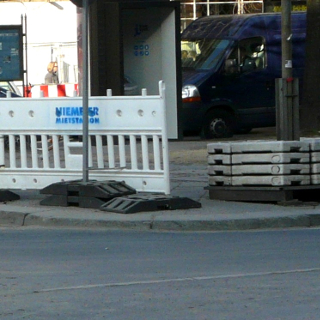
[0,25,23,81]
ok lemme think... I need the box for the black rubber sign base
[0,190,20,202]
[100,193,202,214]
[40,181,202,213]
[40,180,136,209]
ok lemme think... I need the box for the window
[181,39,230,70]
[226,37,266,73]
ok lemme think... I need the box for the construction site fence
[0,81,170,194]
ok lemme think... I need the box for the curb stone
[22,214,154,230]
[0,211,27,227]
[151,215,313,231]
[2,209,320,231]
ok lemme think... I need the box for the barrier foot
[100,193,202,214]
[40,195,107,208]
[40,180,136,209]
[0,190,20,202]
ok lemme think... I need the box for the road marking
[34,267,320,293]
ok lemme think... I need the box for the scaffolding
[179,0,264,30]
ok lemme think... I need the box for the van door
[221,37,275,129]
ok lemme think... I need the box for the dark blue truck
[180,12,306,138]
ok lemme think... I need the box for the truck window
[181,39,230,70]
[225,37,266,74]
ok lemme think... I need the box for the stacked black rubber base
[100,193,202,214]
[0,190,20,202]
[40,180,136,209]
[40,180,202,213]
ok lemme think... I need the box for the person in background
[182,50,194,67]
[181,50,189,61]
[44,61,59,84]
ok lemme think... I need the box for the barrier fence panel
[0,81,170,194]
[29,84,79,98]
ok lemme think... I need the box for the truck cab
[180,12,306,138]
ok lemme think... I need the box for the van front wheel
[202,110,234,139]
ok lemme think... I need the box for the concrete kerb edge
[150,215,320,231]
[1,210,320,231]
[0,210,28,227]
[309,213,320,227]
[22,213,154,230]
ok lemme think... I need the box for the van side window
[225,37,266,74]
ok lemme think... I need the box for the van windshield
[181,39,230,70]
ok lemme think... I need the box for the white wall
[0,1,77,85]
[122,7,178,138]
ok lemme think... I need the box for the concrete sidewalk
[1,133,320,231]
[1,164,320,231]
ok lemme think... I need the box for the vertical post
[276,0,299,141]
[282,0,294,140]
[82,0,89,182]
[292,78,300,140]
[281,0,292,81]
[22,14,29,97]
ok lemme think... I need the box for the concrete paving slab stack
[207,140,311,187]
[301,138,320,185]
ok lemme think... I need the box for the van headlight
[182,85,201,103]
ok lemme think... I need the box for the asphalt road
[1,227,320,319]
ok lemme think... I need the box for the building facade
[178,0,306,31]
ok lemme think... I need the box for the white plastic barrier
[0,81,170,194]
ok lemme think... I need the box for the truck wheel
[202,110,234,139]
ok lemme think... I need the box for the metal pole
[82,0,89,182]
[277,0,299,141]
[22,14,29,97]
[281,0,292,80]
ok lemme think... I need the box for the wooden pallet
[205,185,320,203]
